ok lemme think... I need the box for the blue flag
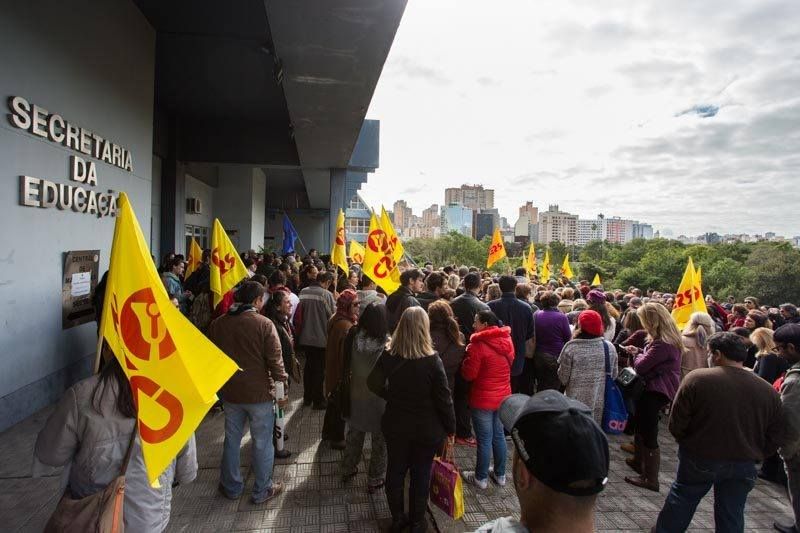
[282,213,299,254]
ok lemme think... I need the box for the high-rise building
[444,184,494,211]
[632,222,654,240]
[422,204,440,228]
[576,218,603,245]
[538,204,578,245]
[475,213,495,241]
[441,203,473,237]
[392,199,413,230]
[518,201,538,225]
[603,216,634,244]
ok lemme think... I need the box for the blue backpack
[601,341,628,434]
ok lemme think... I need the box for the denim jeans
[220,401,276,500]
[655,447,757,533]
[384,434,439,527]
[471,408,507,481]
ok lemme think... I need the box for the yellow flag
[592,273,601,286]
[185,238,203,279]
[380,206,405,263]
[671,257,707,329]
[560,253,575,279]
[487,228,507,268]
[363,212,400,294]
[695,265,703,287]
[100,193,237,485]
[210,219,249,308]
[330,209,349,274]
[526,243,537,274]
[541,249,551,280]
[349,240,366,265]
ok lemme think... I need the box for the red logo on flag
[118,288,176,362]
[212,248,235,276]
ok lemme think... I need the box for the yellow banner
[486,228,507,268]
[671,257,707,329]
[363,212,400,294]
[560,253,574,279]
[185,238,202,279]
[330,208,349,274]
[380,206,405,263]
[349,239,366,265]
[541,249,551,280]
[526,243,537,275]
[209,219,249,308]
[592,273,601,286]
[100,193,238,485]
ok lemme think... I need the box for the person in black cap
[474,390,609,533]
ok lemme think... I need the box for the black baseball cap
[499,390,609,496]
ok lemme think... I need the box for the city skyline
[358,0,800,238]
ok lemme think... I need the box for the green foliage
[404,234,800,304]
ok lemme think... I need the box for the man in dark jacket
[654,332,784,532]
[416,271,446,310]
[208,281,288,504]
[450,273,490,338]
[488,276,535,393]
[386,269,423,332]
[775,324,800,533]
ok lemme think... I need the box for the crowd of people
[34,247,800,532]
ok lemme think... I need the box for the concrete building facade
[444,184,494,211]
[538,205,578,245]
[0,0,406,431]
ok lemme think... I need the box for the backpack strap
[119,422,138,477]
[603,340,611,378]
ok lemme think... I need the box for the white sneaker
[490,471,506,487]
[464,472,488,489]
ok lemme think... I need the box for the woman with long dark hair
[428,300,470,446]
[34,355,197,531]
[341,303,390,493]
[586,289,616,340]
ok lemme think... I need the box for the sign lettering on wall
[7,95,134,218]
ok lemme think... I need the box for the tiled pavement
[1,379,795,532]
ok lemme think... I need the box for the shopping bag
[429,441,464,520]
[601,341,628,434]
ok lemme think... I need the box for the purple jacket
[534,308,572,357]
[633,340,682,401]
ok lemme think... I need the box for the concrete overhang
[136,0,405,208]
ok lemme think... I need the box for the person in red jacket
[461,310,515,489]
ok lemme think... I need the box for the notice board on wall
[62,250,100,329]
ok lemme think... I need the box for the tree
[743,243,800,305]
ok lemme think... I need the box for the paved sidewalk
[1,379,794,532]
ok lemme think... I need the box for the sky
[359,0,800,238]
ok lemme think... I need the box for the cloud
[386,56,451,85]
[363,0,800,237]
[675,104,720,118]
[476,76,500,87]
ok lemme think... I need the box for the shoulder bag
[601,342,628,434]
[44,423,138,533]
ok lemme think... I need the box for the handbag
[601,342,628,434]
[616,366,645,414]
[429,440,464,520]
[44,424,138,533]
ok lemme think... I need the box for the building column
[159,116,186,255]
[329,168,347,252]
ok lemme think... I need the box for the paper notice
[71,272,92,297]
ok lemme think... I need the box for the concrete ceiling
[135,0,405,208]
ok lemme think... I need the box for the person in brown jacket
[208,281,288,505]
[322,289,359,449]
